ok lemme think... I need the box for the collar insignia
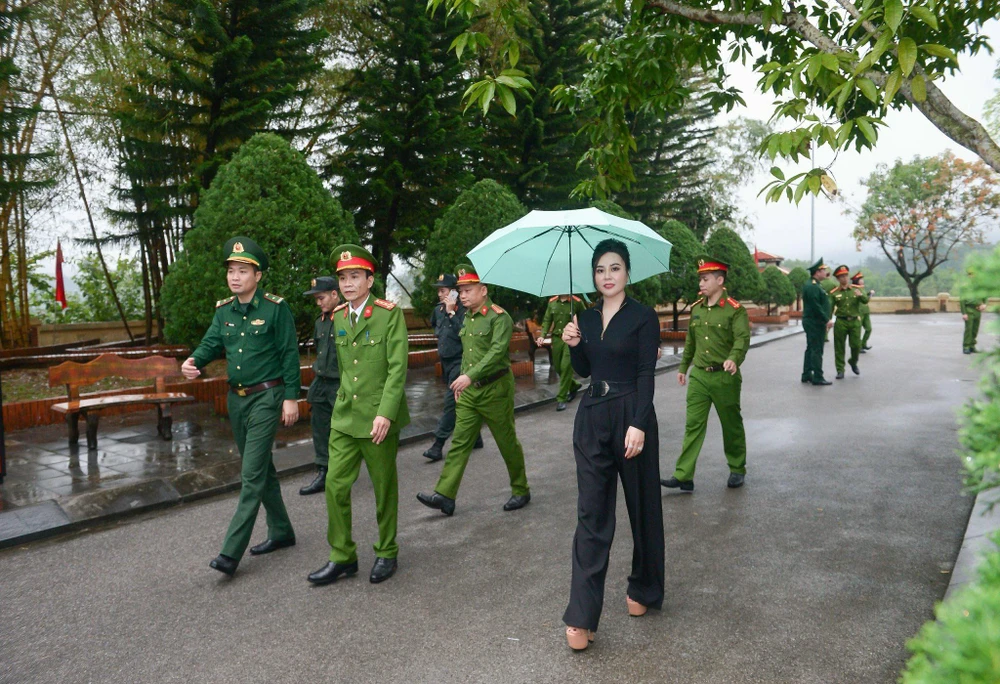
[364,306,373,319]
[480,306,488,316]
[233,242,244,253]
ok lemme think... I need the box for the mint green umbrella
[468,208,671,297]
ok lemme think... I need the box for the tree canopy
[756,265,796,315]
[787,266,810,310]
[704,227,763,301]
[657,219,702,329]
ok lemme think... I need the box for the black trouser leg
[620,415,664,610]
[433,359,462,441]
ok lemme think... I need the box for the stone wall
[36,320,157,346]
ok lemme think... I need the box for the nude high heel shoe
[626,596,647,617]
[566,627,594,651]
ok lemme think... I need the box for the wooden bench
[48,353,195,450]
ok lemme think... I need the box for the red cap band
[337,257,375,273]
[697,261,728,274]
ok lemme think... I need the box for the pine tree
[327,0,479,276]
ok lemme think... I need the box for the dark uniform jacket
[430,302,467,362]
[802,278,832,324]
[313,312,340,382]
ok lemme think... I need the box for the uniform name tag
[251,319,265,325]
[338,329,346,336]
[223,322,235,327]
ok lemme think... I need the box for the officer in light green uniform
[661,258,750,491]
[537,295,586,411]
[801,259,833,386]
[829,264,869,379]
[853,271,874,351]
[961,269,987,354]
[417,263,531,516]
[821,273,837,342]
[184,236,301,577]
[308,245,410,586]
[299,275,340,495]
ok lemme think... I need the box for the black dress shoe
[423,438,445,462]
[370,557,398,584]
[249,537,296,555]
[801,376,811,383]
[503,493,531,511]
[964,348,973,354]
[811,378,832,386]
[863,345,872,350]
[299,467,327,495]
[727,473,745,488]
[416,491,456,516]
[307,560,359,585]
[209,554,238,576]
[556,402,567,411]
[850,362,860,375]
[835,372,845,379]
[860,349,867,354]
[568,387,579,402]
[474,434,484,449]
[660,477,694,492]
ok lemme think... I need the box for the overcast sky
[718,19,1000,266]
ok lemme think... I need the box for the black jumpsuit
[562,296,665,632]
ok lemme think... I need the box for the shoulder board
[264,293,284,304]
[727,297,740,308]
[572,295,583,302]
[216,295,235,308]
[333,302,348,313]
[491,303,505,315]
[374,298,396,310]
[693,297,705,306]
[549,296,558,302]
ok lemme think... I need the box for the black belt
[700,365,725,372]
[473,368,510,388]
[839,316,858,321]
[587,380,637,397]
[231,378,283,397]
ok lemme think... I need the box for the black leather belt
[231,378,283,397]
[587,380,637,397]
[473,368,510,388]
[839,316,858,321]
[700,365,724,372]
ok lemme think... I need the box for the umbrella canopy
[467,208,672,297]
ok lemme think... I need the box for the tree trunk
[908,283,921,310]
[672,300,680,331]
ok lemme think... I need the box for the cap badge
[341,250,352,261]
[233,242,244,253]
[311,278,316,287]
[698,259,705,267]
[458,268,466,277]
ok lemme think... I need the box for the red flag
[55,240,67,309]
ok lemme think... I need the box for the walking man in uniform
[182,236,300,577]
[661,258,750,492]
[801,259,834,386]
[299,276,340,495]
[961,270,988,354]
[829,265,869,379]
[852,271,874,352]
[416,263,531,516]
[537,294,586,411]
[307,244,410,586]
[423,273,483,461]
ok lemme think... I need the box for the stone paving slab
[0,325,802,550]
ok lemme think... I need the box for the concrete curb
[944,489,1000,600]
[0,325,804,550]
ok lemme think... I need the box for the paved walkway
[0,316,988,683]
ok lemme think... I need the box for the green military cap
[224,236,268,271]
[334,244,376,273]
[303,275,338,295]
[697,257,730,274]
[434,273,458,289]
[832,264,850,277]
[455,263,481,285]
[808,257,827,275]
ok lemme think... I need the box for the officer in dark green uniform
[852,271,874,351]
[537,294,586,411]
[829,264,869,379]
[183,236,301,577]
[661,258,750,492]
[801,259,834,386]
[423,273,483,461]
[307,244,410,586]
[299,276,341,495]
[961,269,987,354]
[416,263,531,516]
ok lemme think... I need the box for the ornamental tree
[756,265,797,316]
[852,152,1000,310]
[657,220,703,330]
[787,266,810,311]
[704,227,763,302]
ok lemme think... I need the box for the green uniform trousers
[435,371,529,500]
[307,377,339,468]
[550,337,581,402]
[221,386,294,559]
[325,429,399,563]
[802,320,827,382]
[964,311,982,349]
[833,318,862,373]
[673,367,746,481]
[860,314,872,348]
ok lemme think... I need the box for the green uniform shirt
[960,297,987,314]
[460,297,513,383]
[858,297,871,315]
[680,290,751,374]
[313,312,340,381]
[802,278,832,323]
[540,296,586,337]
[829,285,870,318]
[331,294,410,438]
[191,291,301,400]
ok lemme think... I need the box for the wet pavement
[0,316,989,683]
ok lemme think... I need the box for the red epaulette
[491,303,505,315]
[727,297,741,308]
[572,295,583,302]
[549,296,558,302]
[374,298,396,310]
[333,302,348,313]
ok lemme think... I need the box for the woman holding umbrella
[560,238,665,651]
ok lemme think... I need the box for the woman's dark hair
[591,238,631,272]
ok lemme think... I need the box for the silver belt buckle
[600,381,610,397]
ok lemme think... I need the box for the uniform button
[238,349,242,353]
[236,365,241,369]
[354,377,358,381]
[354,359,358,365]
[353,394,357,399]
[353,342,357,347]
[240,332,244,336]
[243,317,246,320]
[705,337,709,340]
